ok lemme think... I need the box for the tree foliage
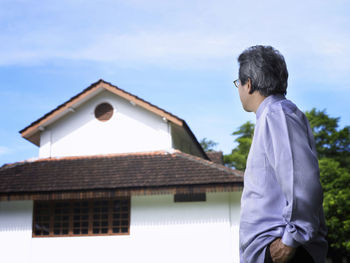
[224,108,350,257]
[199,137,218,152]
[224,121,254,170]
[305,109,350,257]
[305,108,350,170]
[319,158,350,253]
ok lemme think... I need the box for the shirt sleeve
[263,109,324,248]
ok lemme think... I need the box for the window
[33,198,130,237]
[174,193,206,202]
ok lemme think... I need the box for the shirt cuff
[281,228,300,248]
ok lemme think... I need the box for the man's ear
[247,78,253,94]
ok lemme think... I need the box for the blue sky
[1,0,350,165]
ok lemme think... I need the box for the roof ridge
[20,79,185,136]
[173,150,242,176]
[19,79,103,134]
[39,150,171,162]
[100,79,184,123]
[206,150,223,154]
[2,150,171,165]
[0,160,28,170]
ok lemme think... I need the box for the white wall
[0,201,33,263]
[0,192,242,263]
[39,90,172,158]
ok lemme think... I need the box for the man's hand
[269,238,296,263]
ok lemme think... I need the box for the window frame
[32,198,131,238]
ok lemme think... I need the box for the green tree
[305,108,350,170]
[224,121,254,170]
[319,158,350,257]
[199,137,218,152]
[305,109,350,259]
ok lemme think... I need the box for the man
[235,46,327,263]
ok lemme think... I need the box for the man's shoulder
[260,98,309,133]
[264,98,298,118]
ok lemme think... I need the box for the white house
[0,79,243,263]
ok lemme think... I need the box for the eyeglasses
[233,79,240,88]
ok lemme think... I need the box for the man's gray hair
[238,45,288,96]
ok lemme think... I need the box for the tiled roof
[0,151,242,196]
[206,151,224,165]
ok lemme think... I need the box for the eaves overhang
[20,79,186,146]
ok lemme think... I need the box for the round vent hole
[94,103,113,122]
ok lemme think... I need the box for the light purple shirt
[239,95,328,263]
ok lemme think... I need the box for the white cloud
[71,31,236,65]
[0,0,349,79]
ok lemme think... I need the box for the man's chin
[243,106,252,112]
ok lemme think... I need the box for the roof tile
[0,150,242,194]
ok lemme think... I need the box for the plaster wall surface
[0,192,242,263]
[0,201,33,263]
[39,90,172,158]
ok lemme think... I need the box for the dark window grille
[174,193,206,202]
[33,202,50,236]
[33,198,130,237]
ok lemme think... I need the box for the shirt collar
[256,94,286,119]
